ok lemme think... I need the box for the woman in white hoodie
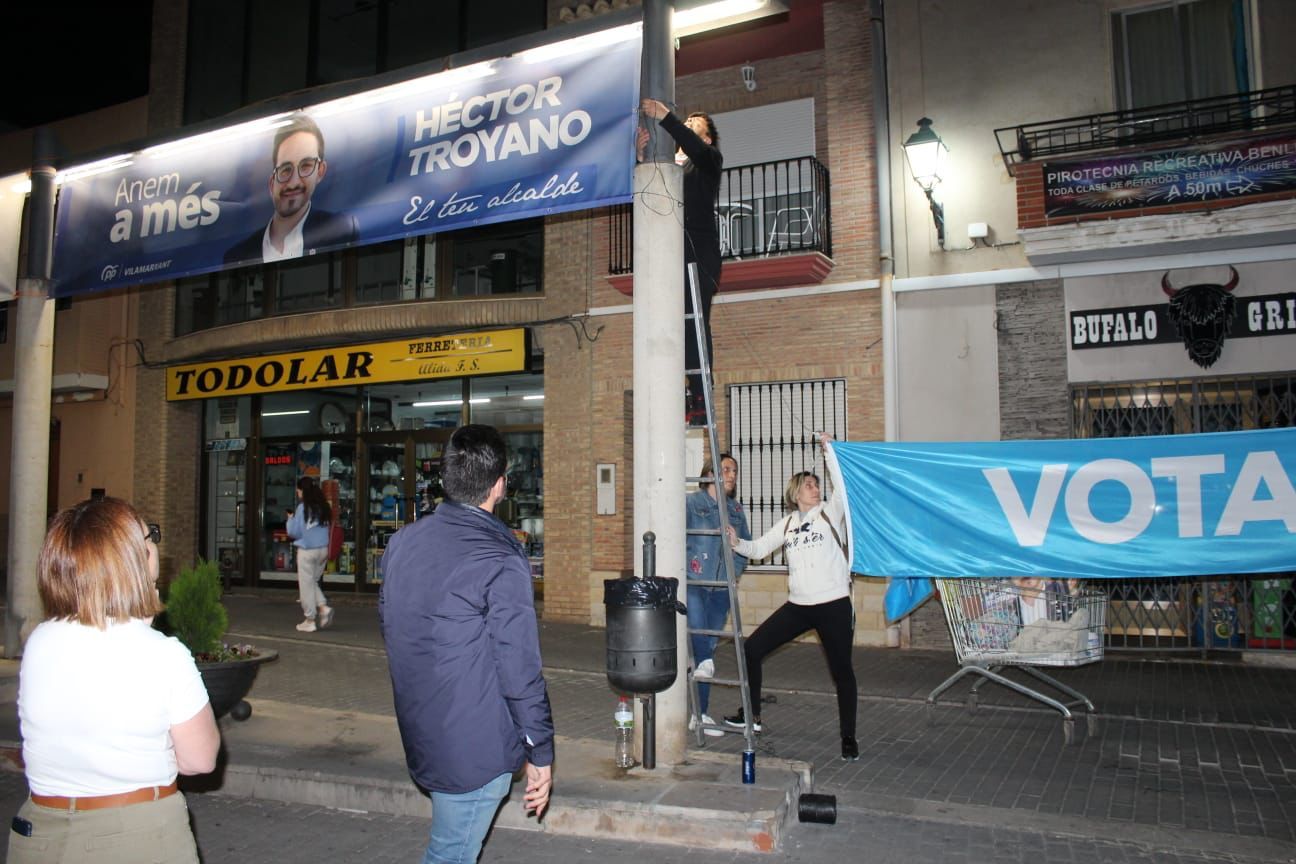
[723,434,858,761]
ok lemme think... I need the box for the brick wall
[822,0,877,283]
[573,283,886,637]
[568,0,889,643]
[536,210,597,622]
[136,1,198,580]
[148,0,187,133]
[132,282,204,583]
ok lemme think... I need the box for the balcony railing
[995,84,1296,175]
[608,155,832,275]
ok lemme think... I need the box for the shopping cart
[926,578,1107,744]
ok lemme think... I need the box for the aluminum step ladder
[682,262,757,754]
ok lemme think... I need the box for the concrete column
[633,0,687,765]
[5,134,57,657]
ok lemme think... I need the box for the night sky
[1,2,153,131]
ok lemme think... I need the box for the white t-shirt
[19,618,211,796]
[1019,594,1049,625]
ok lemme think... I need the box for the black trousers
[743,596,857,738]
[684,235,720,404]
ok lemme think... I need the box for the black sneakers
[841,736,859,761]
[723,709,762,733]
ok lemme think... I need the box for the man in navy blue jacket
[380,424,553,862]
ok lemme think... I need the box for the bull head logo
[1161,266,1239,368]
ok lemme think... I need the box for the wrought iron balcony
[995,84,1296,175]
[608,155,832,275]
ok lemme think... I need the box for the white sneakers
[690,661,721,736]
[688,713,724,738]
[297,606,333,633]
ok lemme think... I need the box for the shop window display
[201,375,542,592]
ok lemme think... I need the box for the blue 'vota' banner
[51,26,642,297]
[825,428,1296,622]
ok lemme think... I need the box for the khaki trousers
[7,791,199,864]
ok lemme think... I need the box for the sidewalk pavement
[3,589,1295,860]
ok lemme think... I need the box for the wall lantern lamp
[901,117,949,249]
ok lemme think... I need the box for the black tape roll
[797,792,837,824]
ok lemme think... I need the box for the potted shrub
[162,559,277,720]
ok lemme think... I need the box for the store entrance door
[260,442,301,581]
[360,430,450,585]
[247,432,449,589]
[257,439,359,586]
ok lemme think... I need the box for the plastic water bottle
[613,696,635,768]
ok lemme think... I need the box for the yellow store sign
[167,329,528,401]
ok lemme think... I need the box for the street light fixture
[901,117,949,249]
[673,0,789,38]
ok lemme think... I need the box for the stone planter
[197,650,278,721]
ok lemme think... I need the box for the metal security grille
[1071,372,1296,653]
[1071,374,1296,438]
[728,379,847,568]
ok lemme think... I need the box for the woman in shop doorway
[286,477,334,633]
[723,433,859,762]
[638,97,723,426]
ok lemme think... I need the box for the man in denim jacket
[686,453,750,735]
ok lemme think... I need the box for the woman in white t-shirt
[722,434,861,762]
[9,497,219,864]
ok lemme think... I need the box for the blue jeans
[424,771,513,864]
[687,584,730,714]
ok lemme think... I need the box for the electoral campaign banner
[0,173,24,302]
[51,25,642,297]
[825,428,1296,622]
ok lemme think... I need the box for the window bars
[728,379,846,569]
